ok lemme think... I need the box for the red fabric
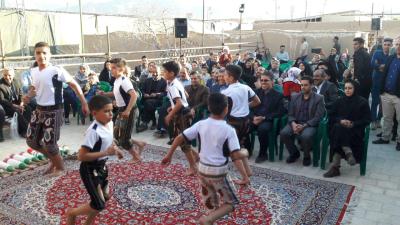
[219,54,232,67]
[282,81,301,97]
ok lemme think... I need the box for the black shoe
[137,124,148,132]
[303,157,311,166]
[150,122,157,130]
[65,118,70,125]
[153,130,166,138]
[323,166,341,178]
[376,132,382,137]
[167,139,174,145]
[396,143,400,151]
[372,138,390,144]
[255,155,268,163]
[81,118,86,125]
[286,152,300,163]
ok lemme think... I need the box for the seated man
[210,69,228,93]
[280,76,325,166]
[138,63,167,132]
[185,71,210,122]
[251,72,285,163]
[312,69,338,114]
[0,68,34,137]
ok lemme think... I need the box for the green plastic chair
[273,84,283,94]
[279,60,294,73]
[278,115,327,167]
[98,81,112,92]
[320,125,370,176]
[191,106,209,147]
[250,117,280,162]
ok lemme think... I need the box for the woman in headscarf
[74,64,90,91]
[282,67,302,99]
[324,79,371,178]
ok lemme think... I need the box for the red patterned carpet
[0,145,354,225]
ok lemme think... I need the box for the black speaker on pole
[175,18,188,38]
[371,18,382,31]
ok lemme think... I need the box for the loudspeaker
[371,18,382,31]
[175,18,188,38]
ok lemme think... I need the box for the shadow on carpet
[0,145,354,225]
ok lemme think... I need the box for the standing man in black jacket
[353,37,372,100]
[373,36,400,151]
[251,72,285,163]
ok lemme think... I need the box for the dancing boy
[26,41,89,176]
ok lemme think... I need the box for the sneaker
[303,157,311,166]
[396,143,400,151]
[286,152,300,164]
[323,166,341,178]
[345,152,356,166]
[372,138,390,144]
[255,155,268,163]
[65,118,70,125]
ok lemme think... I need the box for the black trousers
[250,121,272,157]
[142,98,162,124]
[80,161,109,211]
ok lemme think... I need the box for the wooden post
[106,26,111,59]
[0,30,4,69]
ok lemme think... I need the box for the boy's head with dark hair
[89,95,113,125]
[141,55,147,59]
[34,42,51,68]
[162,60,180,81]
[109,58,127,78]
[208,93,228,117]
[334,36,339,41]
[223,64,242,84]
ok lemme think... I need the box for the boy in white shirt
[98,58,145,162]
[25,42,89,176]
[66,95,123,225]
[161,93,249,225]
[222,64,261,176]
[161,60,198,175]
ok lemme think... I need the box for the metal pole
[0,30,4,69]
[106,26,111,59]
[239,12,242,50]
[202,0,205,51]
[180,38,182,55]
[79,0,84,54]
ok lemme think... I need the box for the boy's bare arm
[161,134,185,165]
[249,95,261,108]
[230,150,250,185]
[165,98,183,125]
[77,145,118,162]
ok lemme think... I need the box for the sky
[5,0,400,20]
